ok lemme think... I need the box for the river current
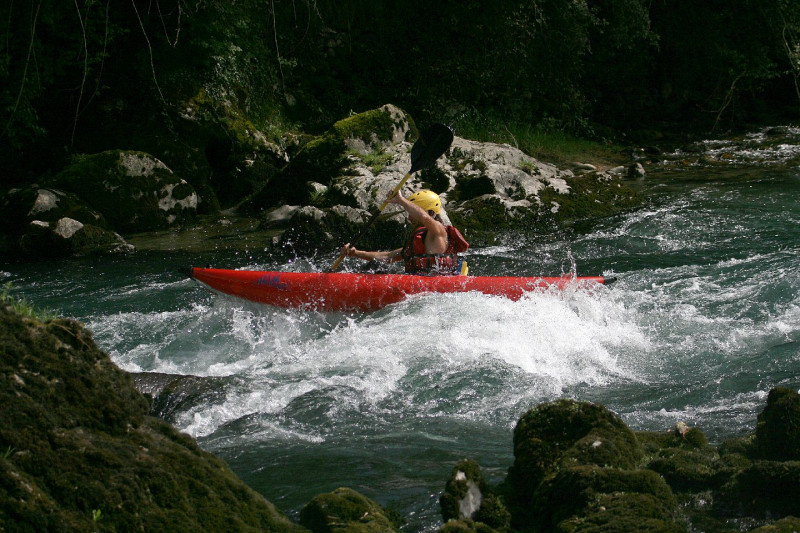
[3,129,799,531]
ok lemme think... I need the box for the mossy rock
[439,518,502,533]
[17,218,130,259]
[46,150,198,233]
[440,459,511,530]
[530,465,680,533]
[556,491,686,533]
[0,186,109,236]
[0,304,304,532]
[508,399,644,512]
[539,173,643,225]
[646,447,726,492]
[754,387,800,461]
[243,105,415,211]
[716,460,800,518]
[299,487,399,533]
[131,372,231,423]
[275,205,406,257]
[749,516,800,532]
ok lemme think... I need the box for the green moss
[439,519,502,533]
[539,174,643,225]
[755,388,800,461]
[531,466,679,533]
[717,460,800,518]
[647,448,724,492]
[350,148,395,174]
[47,150,196,233]
[0,305,304,532]
[558,492,686,533]
[750,516,800,532]
[333,108,405,145]
[299,487,399,532]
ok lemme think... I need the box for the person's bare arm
[389,194,448,253]
[341,243,403,263]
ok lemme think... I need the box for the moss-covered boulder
[243,104,415,212]
[130,372,231,423]
[754,387,800,461]
[532,466,683,532]
[0,304,304,532]
[46,151,198,233]
[0,186,108,234]
[0,186,132,258]
[17,217,132,259]
[749,516,800,532]
[716,460,800,519]
[508,400,644,510]
[439,518,503,533]
[299,487,400,532]
[637,424,737,493]
[438,139,643,238]
[440,459,510,530]
[273,203,407,258]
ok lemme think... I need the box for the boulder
[440,459,510,531]
[754,387,800,461]
[0,186,132,258]
[243,104,416,211]
[531,465,682,533]
[46,150,198,233]
[717,460,800,518]
[299,487,400,532]
[0,304,303,532]
[234,106,645,254]
[509,399,644,504]
[17,217,132,259]
[0,186,108,234]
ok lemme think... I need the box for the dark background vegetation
[2,0,799,189]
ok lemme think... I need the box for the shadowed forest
[2,0,799,186]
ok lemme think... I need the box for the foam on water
[127,282,648,439]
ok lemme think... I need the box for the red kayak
[191,267,615,312]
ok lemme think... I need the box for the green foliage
[3,445,14,460]
[0,283,54,321]
[452,111,628,169]
[352,148,395,175]
[3,0,800,191]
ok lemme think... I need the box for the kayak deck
[191,268,613,312]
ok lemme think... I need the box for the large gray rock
[0,186,133,258]
[46,150,198,233]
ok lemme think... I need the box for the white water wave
[165,284,649,439]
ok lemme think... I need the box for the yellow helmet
[408,189,441,215]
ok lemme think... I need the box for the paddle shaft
[330,170,412,272]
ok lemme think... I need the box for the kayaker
[341,189,469,275]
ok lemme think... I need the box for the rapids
[3,128,799,531]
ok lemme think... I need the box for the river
[3,128,799,531]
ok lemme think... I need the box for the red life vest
[402,225,469,275]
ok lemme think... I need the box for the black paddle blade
[409,123,454,174]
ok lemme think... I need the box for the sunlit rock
[300,487,400,532]
[46,150,197,232]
